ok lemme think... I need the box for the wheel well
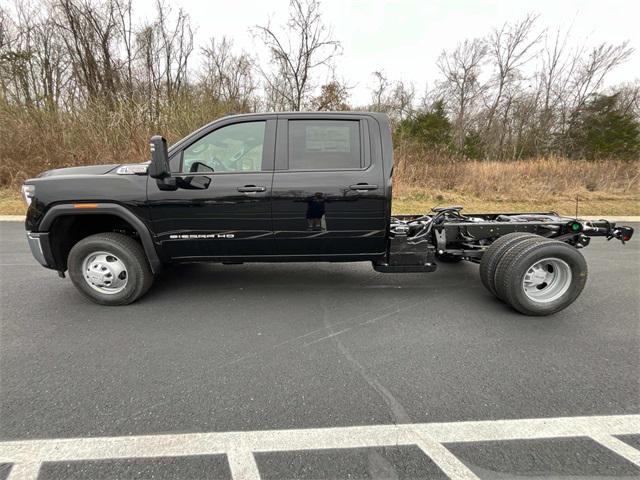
[49,214,142,270]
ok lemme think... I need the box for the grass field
[392,149,639,216]
[0,189,25,215]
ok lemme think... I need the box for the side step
[373,263,437,273]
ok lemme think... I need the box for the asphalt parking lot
[1,220,639,479]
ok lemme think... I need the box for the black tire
[68,232,154,305]
[479,232,539,296]
[494,239,588,316]
[436,253,463,263]
[493,236,551,302]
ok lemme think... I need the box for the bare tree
[158,1,192,104]
[201,37,257,110]
[261,75,289,111]
[569,42,633,115]
[554,41,633,154]
[54,0,124,106]
[437,38,487,151]
[389,80,415,122]
[0,1,71,109]
[370,70,391,112]
[136,0,193,120]
[531,27,573,154]
[253,0,341,111]
[615,81,640,118]
[484,15,542,135]
[113,0,135,97]
[368,71,416,124]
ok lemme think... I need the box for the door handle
[349,184,378,191]
[237,185,266,193]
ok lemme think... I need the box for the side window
[181,121,266,173]
[288,120,361,170]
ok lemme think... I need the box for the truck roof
[221,111,388,118]
[169,111,391,156]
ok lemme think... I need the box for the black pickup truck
[22,112,633,314]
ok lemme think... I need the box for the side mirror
[148,135,170,179]
[178,175,211,190]
[187,161,214,174]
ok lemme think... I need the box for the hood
[37,164,120,178]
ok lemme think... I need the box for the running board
[373,263,437,273]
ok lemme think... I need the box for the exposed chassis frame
[374,211,633,272]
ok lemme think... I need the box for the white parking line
[411,435,480,480]
[590,433,640,467]
[3,461,40,480]
[227,449,261,480]
[1,414,639,479]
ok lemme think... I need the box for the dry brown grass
[0,189,25,215]
[392,143,640,215]
[0,97,234,188]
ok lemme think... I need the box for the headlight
[21,184,35,207]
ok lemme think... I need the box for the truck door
[147,118,276,259]
[272,115,387,256]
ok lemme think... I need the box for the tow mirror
[148,135,170,179]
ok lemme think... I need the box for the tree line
[0,0,638,168]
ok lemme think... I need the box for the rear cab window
[288,120,363,170]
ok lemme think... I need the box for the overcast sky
[137,0,639,106]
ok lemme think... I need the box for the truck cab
[147,112,391,262]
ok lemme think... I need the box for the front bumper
[26,232,55,269]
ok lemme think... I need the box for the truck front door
[272,115,387,257]
[147,118,276,260]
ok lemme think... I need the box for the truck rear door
[272,114,387,257]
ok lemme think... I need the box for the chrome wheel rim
[522,257,572,303]
[82,251,128,295]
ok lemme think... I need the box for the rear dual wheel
[480,234,588,316]
[479,232,539,296]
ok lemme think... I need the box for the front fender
[38,203,162,273]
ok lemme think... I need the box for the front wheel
[494,240,588,316]
[68,232,154,305]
